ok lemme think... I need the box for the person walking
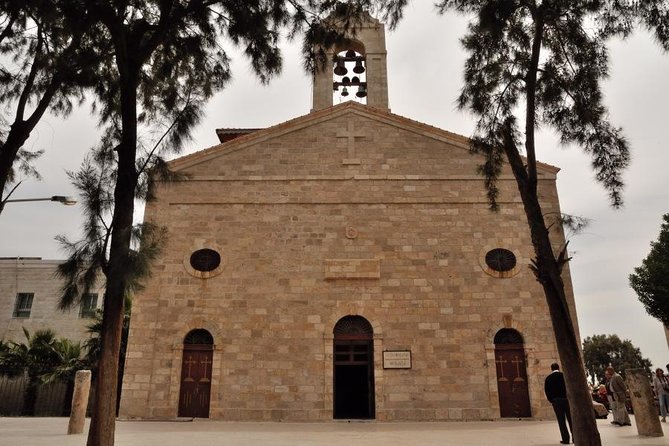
[545,363,572,444]
[653,368,669,422]
[605,366,631,426]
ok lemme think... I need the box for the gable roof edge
[168,101,560,175]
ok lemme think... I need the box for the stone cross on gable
[336,118,365,165]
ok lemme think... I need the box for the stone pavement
[2,416,669,446]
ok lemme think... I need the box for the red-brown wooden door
[494,344,531,418]
[178,343,213,418]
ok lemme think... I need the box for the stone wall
[120,104,576,421]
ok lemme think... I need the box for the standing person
[653,368,669,422]
[545,363,572,444]
[605,366,631,426]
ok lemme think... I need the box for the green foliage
[432,1,631,210]
[50,3,377,442]
[300,1,377,72]
[0,0,104,205]
[41,338,87,384]
[582,334,653,384]
[629,214,669,325]
[82,305,132,373]
[56,147,167,310]
[55,0,361,311]
[367,2,659,443]
[635,1,669,51]
[0,328,88,415]
[0,328,60,378]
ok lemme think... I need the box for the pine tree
[54,2,370,444]
[373,1,657,444]
[0,1,102,213]
[583,334,652,385]
[630,214,669,325]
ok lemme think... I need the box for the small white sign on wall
[383,350,411,369]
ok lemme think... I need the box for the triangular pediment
[169,101,559,179]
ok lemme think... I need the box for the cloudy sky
[2,4,668,372]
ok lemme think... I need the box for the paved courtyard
[2,416,669,446]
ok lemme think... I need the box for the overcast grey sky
[1,3,668,374]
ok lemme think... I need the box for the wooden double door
[178,345,213,418]
[494,344,531,418]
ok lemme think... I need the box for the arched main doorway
[178,329,213,418]
[494,328,531,417]
[333,315,375,419]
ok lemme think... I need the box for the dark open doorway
[333,316,375,419]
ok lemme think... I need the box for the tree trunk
[0,122,32,213]
[86,275,125,446]
[86,59,139,446]
[503,131,601,445]
[536,241,601,446]
[21,374,39,416]
[0,72,61,213]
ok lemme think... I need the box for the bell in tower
[311,11,389,112]
[332,49,367,103]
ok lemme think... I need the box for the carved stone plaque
[383,350,411,369]
[324,259,380,279]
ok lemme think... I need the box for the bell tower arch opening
[312,12,388,112]
[333,46,368,104]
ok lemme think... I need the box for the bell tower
[311,12,389,112]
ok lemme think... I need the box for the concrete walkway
[2,416,669,446]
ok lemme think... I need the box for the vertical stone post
[68,369,92,435]
[626,368,663,437]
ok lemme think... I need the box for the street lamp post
[3,195,77,205]
[0,195,78,216]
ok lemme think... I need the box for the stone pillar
[626,368,663,437]
[68,369,92,435]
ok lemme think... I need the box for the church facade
[120,14,580,422]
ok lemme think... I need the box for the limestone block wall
[120,108,575,422]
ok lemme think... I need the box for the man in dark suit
[545,363,572,444]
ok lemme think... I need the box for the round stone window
[485,248,517,273]
[189,249,221,273]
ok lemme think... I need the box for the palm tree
[42,338,88,415]
[0,328,60,415]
